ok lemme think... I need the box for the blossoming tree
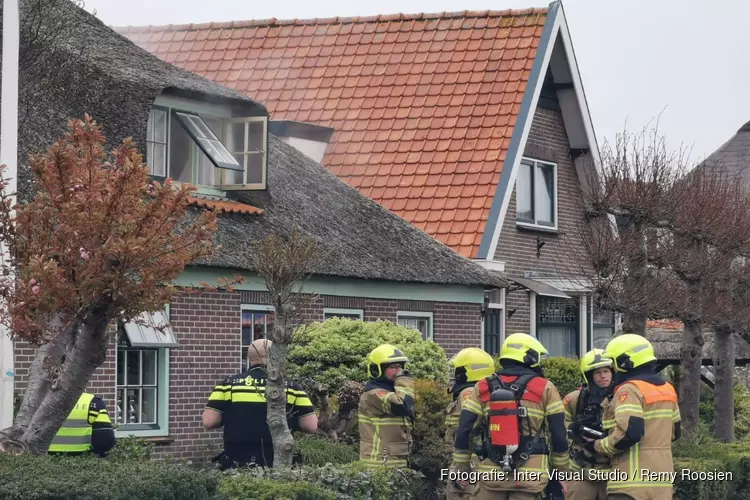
[0,115,225,454]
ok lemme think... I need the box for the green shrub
[219,476,336,500]
[673,458,734,499]
[222,462,423,500]
[698,378,750,440]
[106,435,155,462]
[410,378,451,479]
[295,434,359,466]
[672,437,750,500]
[288,318,449,393]
[0,454,220,499]
[492,354,582,397]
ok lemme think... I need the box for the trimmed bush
[410,378,451,478]
[0,454,220,499]
[219,476,336,500]
[672,437,750,500]
[698,377,750,440]
[295,434,359,466]
[221,462,424,500]
[493,354,582,397]
[288,318,449,393]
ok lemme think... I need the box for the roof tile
[118,7,548,258]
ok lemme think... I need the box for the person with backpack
[444,347,496,500]
[451,333,569,500]
[587,334,681,500]
[562,348,614,500]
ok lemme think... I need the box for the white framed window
[516,157,558,230]
[241,305,275,371]
[145,106,268,191]
[115,305,175,438]
[323,308,364,320]
[397,311,434,341]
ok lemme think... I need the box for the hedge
[672,437,750,500]
[295,434,359,466]
[287,318,449,394]
[0,453,221,500]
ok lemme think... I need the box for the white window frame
[146,108,167,177]
[241,304,275,371]
[515,157,558,231]
[323,307,364,320]
[222,117,269,191]
[114,338,171,438]
[397,311,434,341]
[145,105,268,191]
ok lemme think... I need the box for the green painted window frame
[397,311,434,341]
[323,307,364,320]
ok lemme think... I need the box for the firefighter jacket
[563,388,611,474]
[452,364,569,494]
[593,367,681,500]
[49,392,115,456]
[358,372,415,469]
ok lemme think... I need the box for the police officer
[563,349,614,500]
[588,334,681,500]
[49,392,115,457]
[202,339,318,469]
[445,348,496,500]
[358,343,415,469]
[452,333,568,500]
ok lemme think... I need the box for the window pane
[537,325,577,358]
[516,161,533,220]
[126,351,141,385]
[141,388,157,424]
[247,153,263,184]
[170,119,192,183]
[117,389,126,424]
[126,388,140,424]
[142,350,157,386]
[153,109,167,143]
[221,154,245,184]
[228,122,246,152]
[117,350,126,386]
[536,164,554,225]
[196,151,214,186]
[147,141,154,173]
[153,143,166,177]
[593,326,614,349]
[247,121,264,151]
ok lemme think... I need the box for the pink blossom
[79,247,89,260]
[31,285,40,295]
[29,279,36,286]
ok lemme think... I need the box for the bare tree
[571,124,750,437]
[251,228,323,467]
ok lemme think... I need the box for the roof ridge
[114,6,548,33]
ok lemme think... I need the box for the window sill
[516,222,559,234]
[115,428,170,439]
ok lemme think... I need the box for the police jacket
[205,366,315,457]
[49,392,115,456]
[593,363,681,500]
[358,373,414,469]
[453,362,568,494]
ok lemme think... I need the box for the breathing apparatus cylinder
[487,385,523,472]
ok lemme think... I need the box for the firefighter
[202,339,318,469]
[444,347,496,500]
[588,334,681,500]
[563,349,614,500]
[452,333,568,500]
[358,343,415,469]
[48,392,115,457]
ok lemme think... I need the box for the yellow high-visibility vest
[48,393,94,453]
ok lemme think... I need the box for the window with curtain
[536,296,579,358]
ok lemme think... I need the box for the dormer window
[145,105,268,191]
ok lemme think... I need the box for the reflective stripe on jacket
[594,379,680,500]
[49,393,96,453]
[563,389,611,474]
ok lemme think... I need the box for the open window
[145,104,268,191]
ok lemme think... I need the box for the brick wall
[13,288,481,462]
[494,104,594,333]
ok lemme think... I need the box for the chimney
[270,120,334,163]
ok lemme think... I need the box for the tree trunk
[265,307,294,468]
[622,221,648,335]
[623,312,647,336]
[679,318,704,437]
[0,308,111,455]
[712,325,735,442]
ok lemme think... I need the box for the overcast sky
[82,0,749,163]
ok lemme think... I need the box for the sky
[82,0,750,164]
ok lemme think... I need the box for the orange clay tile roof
[118,8,549,258]
[646,319,684,331]
[187,196,264,215]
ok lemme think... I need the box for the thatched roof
[6,0,506,287]
[697,120,750,190]
[645,325,750,364]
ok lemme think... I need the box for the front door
[484,308,502,356]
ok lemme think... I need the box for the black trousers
[217,443,303,469]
